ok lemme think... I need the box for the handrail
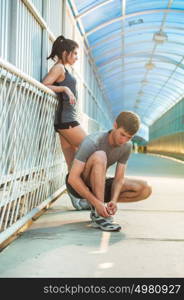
[0,57,56,96]
[0,58,66,246]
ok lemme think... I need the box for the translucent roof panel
[127,1,169,13]
[81,0,122,32]
[71,0,184,139]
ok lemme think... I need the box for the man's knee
[140,181,152,200]
[91,151,107,165]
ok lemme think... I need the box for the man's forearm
[68,175,100,207]
[111,179,124,203]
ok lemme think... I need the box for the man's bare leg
[82,151,107,202]
[82,151,121,231]
[117,178,152,203]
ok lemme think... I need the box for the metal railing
[0,58,67,245]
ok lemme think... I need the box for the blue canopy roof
[70,0,184,137]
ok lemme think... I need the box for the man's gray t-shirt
[75,131,132,168]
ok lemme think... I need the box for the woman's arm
[42,64,66,93]
[42,64,75,104]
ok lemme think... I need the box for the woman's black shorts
[65,174,113,203]
[54,121,80,131]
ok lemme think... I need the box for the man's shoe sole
[91,221,121,232]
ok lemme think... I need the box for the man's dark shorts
[65,174,113,203]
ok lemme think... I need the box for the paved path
[0,153,184,277]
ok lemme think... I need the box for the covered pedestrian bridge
[0,0,184,278]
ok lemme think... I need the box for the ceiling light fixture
[145,62,155,70]
[153,31,168,44]
[141,79,149,85]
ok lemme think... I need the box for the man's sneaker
[90,205,96,220]
[79,199,91,210]
[90,206,113,222]
[67,191,82,210]
[67,191,90,211]
[90,207,121,232]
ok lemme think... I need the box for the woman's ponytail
[47,35,66,60]
[47,35,78,61]
[57,35,65,41]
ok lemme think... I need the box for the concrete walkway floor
[0,153,184,278]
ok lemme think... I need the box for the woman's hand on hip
[64,87,76,104]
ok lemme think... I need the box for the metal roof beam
[85,9,184,37]
[108,87,177,100]
[97,52,184,69]
[93,40,184,62]
[111,94,168,107]
[75,0,113,19]
[109,84,178,100]
[142,91,183,117]
[103,71,184,86]
[100,60,184,76]
[103,69,184,84]
[90,25,184,51]
[105,79,182,94]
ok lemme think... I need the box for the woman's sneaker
[90,207,121,232]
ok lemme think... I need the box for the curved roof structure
[70,0,184,138]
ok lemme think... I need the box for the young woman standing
[42,35,86,171]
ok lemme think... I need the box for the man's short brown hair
[116,111,140,135]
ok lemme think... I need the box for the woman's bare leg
[59,134,76,171]
[58,125,86,147]
[58,125,87,170]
